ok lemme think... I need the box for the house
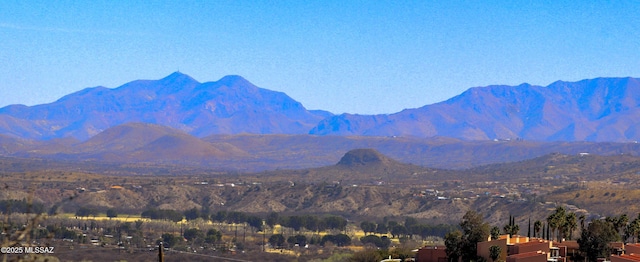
[415,246,447,262]
[612,252,640,262]
[477,235,563,262]
[506,251,548,262]
[626,244,640,255]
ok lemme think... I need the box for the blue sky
[1,1,639,114]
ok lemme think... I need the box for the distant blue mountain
[1,73,639,142]
[309,77,640,142]
[0,72,332,140]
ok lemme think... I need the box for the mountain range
[1,73,639,142]
[311,77,640,142]
[0,72,330,140]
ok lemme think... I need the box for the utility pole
[158,242,164,262]
[262,221,266,252]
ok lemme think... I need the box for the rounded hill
[336,148,396,167]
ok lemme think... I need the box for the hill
[336,148,397,167]
[3,124,640,171]
[258,148,434,183]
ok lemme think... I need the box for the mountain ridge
[310,77,640,142]
[1,73,640,142]
[0,72,329,140]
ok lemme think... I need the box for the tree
[361,235,383,248]
[534,220,542,238]
[183,208,201,221]
[444,230,462,262]
[106,209,117,219]
[391,225,408,239]
[320,234,335,246]
[459,210,490,261]
[287,215,305,232]
[547,206,567,241]
[246,215,263,233]
[205,229,222,244]
[287,234,307,246]
[503,215,519,237]
[490,226,501,240]
[361,221,377,235]
[333,234,352,247]
[324,216,348,231]
[213,210,227,223]
[161,233,180,248]
[350,249,382,262]
[269,234,285,248]
[578,219,619,262]
[379,236,391,249]
[579,215,586,230]
[141,208,183,222]
[75,207,97,218]
[304,215,320,232]
[489,245,501,262]
[410,224,433,241]
[266,212,279,228]
[375,223,389,235]
[183,228,204,242]
[226,211,247,224]
[405,217,419,229]
[626,216,640,243]
[613,214,629,241]
[564,212,578,240]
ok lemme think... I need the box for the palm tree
[534,220,542,238]
[491,226,501,240]
[548,206,567,241]
[626,217,640,243]
[564,212,577,240]
[503,215,519,237]
[489,245,501,262]
[616,214,629,240]
[547,213,558,240]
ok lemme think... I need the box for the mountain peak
[159,71,199,85]
[218,75,252,87]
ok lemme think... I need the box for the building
[626,243,640,255]
[418,233,640,262]
[507,251,549,262]
[477,235,563,262]
[554,240,578,260]
[415,246,447,262]
[611,244,640,262]
[612,254,640,262]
